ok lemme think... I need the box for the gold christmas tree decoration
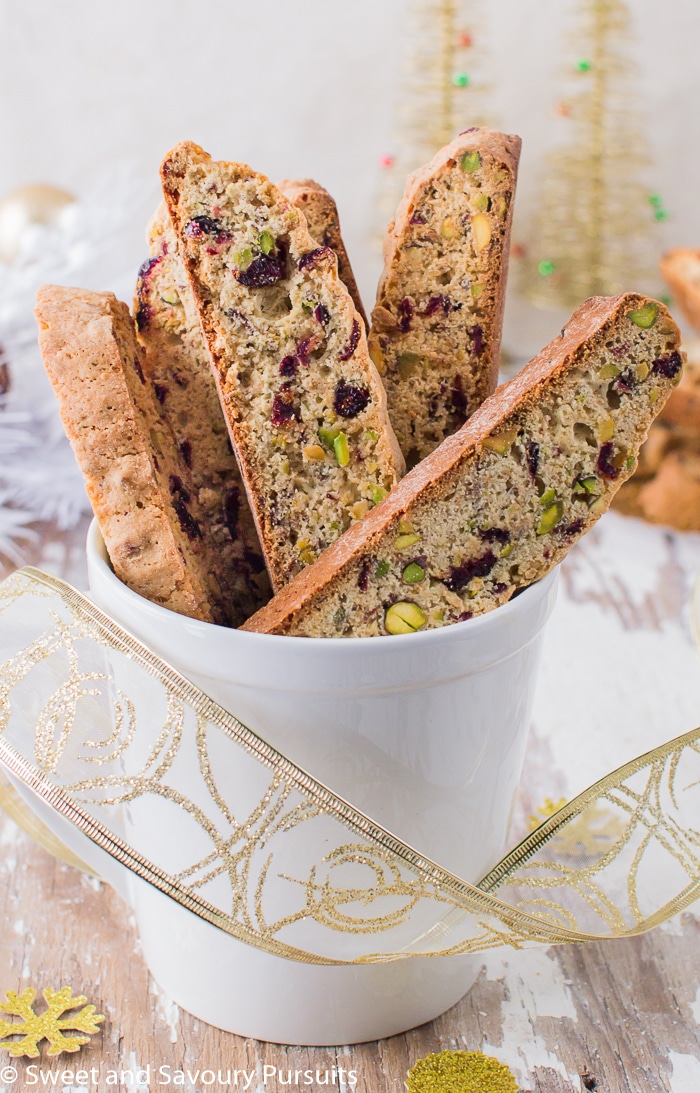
[0,987,104,1058]
[376,0,490,234]
[407,1050,518,1093]
[519,0,661,310]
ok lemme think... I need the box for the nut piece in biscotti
[134,204,271,624]
[160,141,404,591]
[661,249,700,333]
[277,178,368,329]
[35,285,229,624]
[368,128,521,468]
[242,294,682,638]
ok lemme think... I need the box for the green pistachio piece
[589,497,607,515]
[573,475,598,494]
[539,487,557,506]
[333,432,350,467]
[394,532,421,551]
[385,601,427,634]
[235,247,253,270]
[160,289,179,305]
[318,426,340,449]
[471,283,485,299]
[636,361,650,381]
[370,485,387,504]
[402,562,425,583]
[500,543,514,558]
[598,363,620,379]
[474,193,490,212]
[629,302,659,329]
[397,352,421,379]
[626,455,635,470]
[537,501,564,535]
[460,150,481,173]
[259,230,275,255]
[376,560,391,578]
[365,428,378,442]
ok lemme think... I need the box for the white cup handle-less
[85,520,558,1045]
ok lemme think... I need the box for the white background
[0,0,699,355]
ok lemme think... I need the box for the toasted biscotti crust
[135,204,271,625]
[160,141,404,591]
[661,248,700,333]
[35,286,226,622]
[243,294,682,637]
[277,178,368,328]
[369,128,521,466]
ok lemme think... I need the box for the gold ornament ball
[0,183,75,263]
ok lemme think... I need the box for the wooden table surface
[1,511,700,1093]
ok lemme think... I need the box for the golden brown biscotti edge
[34,285,219,622]
[242,293,682,636]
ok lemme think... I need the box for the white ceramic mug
[84,520,558,1045]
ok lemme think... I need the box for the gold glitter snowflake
[407,1050,517,1093]
[0,987,104,1058]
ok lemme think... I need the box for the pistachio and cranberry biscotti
[368,128,521,467]
[660,248,700,332]
[243,294,682,637]
[36,286,230,624]
[277,178,368,328]
[160,141,404,590]
[134,204,271,623]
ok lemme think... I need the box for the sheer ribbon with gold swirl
[1,567,699,964]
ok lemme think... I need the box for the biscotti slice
[242,294,682,637]
[368,128,521,467]
[277,178,368,328]
[36,285,228,623]
[134,204,271,624]
[160,141,404,590]
[661,248,700,332]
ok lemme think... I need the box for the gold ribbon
[1,566,699,964]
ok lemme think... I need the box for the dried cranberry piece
[471,324,484,356]
[224,488,240,540]
[179,440,192,468]
[479,527,510,544]
[555,518,585,537]
[398,297,414,333]
[236,244,287,287]
[138,256,161,281]
[409,210,427,225]
[184,215,231,244]
[610,343,630,358]
[450,375,468,424]
[420,294,461,317]
[133,357,146,384]
[298,246,334,271]
[314,302,330,326]
[597,441,620,479]
[491,583,507,595]
[338,319,361,361]
[334,379,371,418]
[460,126,479,134]
[154,383,168,404]
[169,475,202,540]
[296,333,323,365]
[271,391,299,427]
[224,307,255,333]
[652,351,683,379]
[279,355,298,377]
[358,560,371,592]
[135,303,152,332]
[612,369,635,394]
[525,439,539,479]
[456,611,473,622]
[443,550,497,591]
